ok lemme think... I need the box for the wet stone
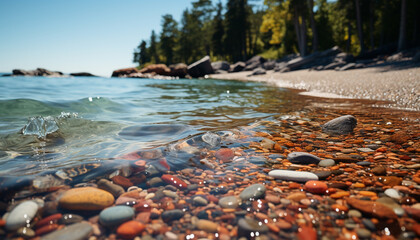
[193,196,208,206]
[357,161,372,166]
[384,188,401,199]
[239,183,266,201]
[371,166,387,175]
[59,187,114,211]
[17,227,35,238]
[357,148,374,153]
[314,171,332,180]
[5,200,39,230]
[304,180,328,194]
[362,219,376,231]
[269,170,318,182]
[348,209,362,218]
[98,179,125,198]
[356,228,371,239]
[261,138,275,149]
[322,115,357,135]
[219,196,239,209]
[196,219,219,233]
[215,148,235,162]
[59,214,84,225]
[248,156,266,165]
[117,220,145,239]
[40,222,93,240]
[148,177,164,187]
[161,209,184,222]
[319,159,335,167]
[287,152,321,165]
[99,206,135,227]
[238,218,269,237]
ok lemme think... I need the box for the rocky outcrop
[70,72,96,77]
[244,55,266,71]
[12,68,65,77]
[111,67,139,78]
[187,56,214,78]
[211,61,230,72]
[169,63,188,78]
[139,64,171,76]
[230,62,246,72]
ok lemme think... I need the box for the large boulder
[246,55,266,65]
[230,62,246,72]
[244,55,266,71]
[70,72,96,77]
[187,56,214,78]
[12,68,64,77]
[111,67,139,77]
[285,52,321,71]
[169,63,188,78]
[263,60,276,70]
[211,61,230,71]
[139,64,171,76]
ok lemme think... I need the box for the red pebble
[111,175,134,188]
[36,223,60,236]
[304,180,328,194]
[134,200,152,212]
[297,225,317,240]
[35,213,62,228]
[117,220,145,239]
[215,148,234,162]
[161,174,187,189]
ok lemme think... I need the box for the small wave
[21,112,79,139]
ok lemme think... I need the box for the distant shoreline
[210,63,420,112]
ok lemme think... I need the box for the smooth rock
[304,180,328,194]
[59,187,114,211]
[193,196,208,206]
[319,159,335,167]
[384,188,402,199]
[41,222,93,240]
[99,206,135,226]
[215,148,235,162]
[237,218,268,237]
[322,115,357,135]
[287,152,321,165]
[239,184,266,201]
[59,214,84,225]
[196,219,219,233]
[348,209,362,218]
[356,228,371,239]
[17,227,35,238]
[161,209,184,222]
[117,220,145,239]
[98,179,125,198]
[371,166,387,175]
[161,174,188,190]
[219,196,239,209]
[5,200,39,230]
[347,198,397,219]
[269,170,318,182]
[261,138,275,149]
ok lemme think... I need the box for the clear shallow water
[0,76,306,177]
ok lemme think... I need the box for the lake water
[0,76,307,178]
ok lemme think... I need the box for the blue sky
[0,0,262,77]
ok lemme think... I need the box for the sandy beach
[211,63,420,112]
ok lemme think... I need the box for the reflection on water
[0,76,309,177]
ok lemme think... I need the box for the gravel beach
[210,63,420,111]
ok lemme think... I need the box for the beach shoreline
[210,62,420,112]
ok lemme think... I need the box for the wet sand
[210,63,420,111]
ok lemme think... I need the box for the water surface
[0,76,306,177]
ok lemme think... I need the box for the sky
[0,0,261,77]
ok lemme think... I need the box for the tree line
[133,0,420,67]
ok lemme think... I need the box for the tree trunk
[398,0,407,51]
[301,11,307,56]
[346,21,352,52]
[355,0,365,54]
[308,0,318,52]
[369,0,374,50]
[294,7,302,55]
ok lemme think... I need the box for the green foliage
[133,0,419,68]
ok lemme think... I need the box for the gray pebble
[287,152,321,165]
[193,196,208,206]
[356,228,371,239]
[319,159,335,167]
[219,196,239,209]
[239,183,266,201]
[322,115,357,135]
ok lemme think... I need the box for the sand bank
[210,63,420,111]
